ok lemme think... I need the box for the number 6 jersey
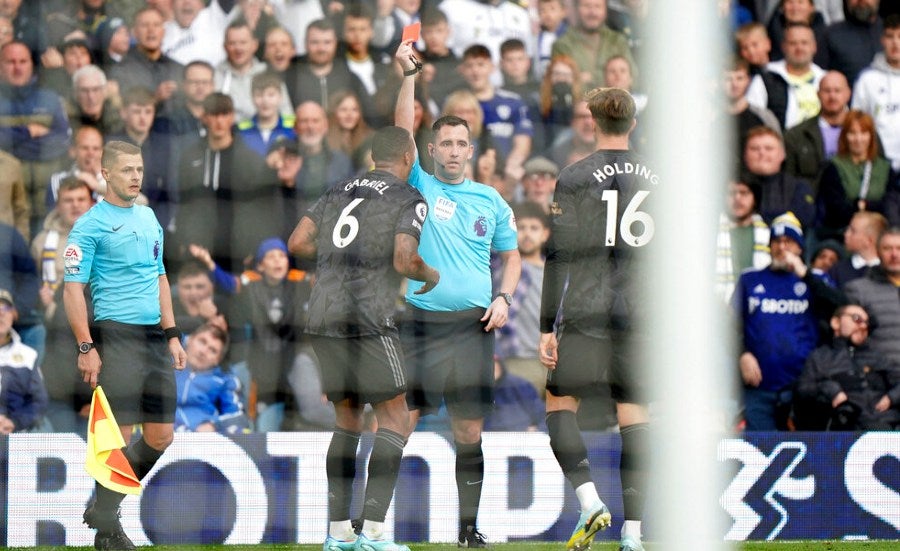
[304,169,428,337]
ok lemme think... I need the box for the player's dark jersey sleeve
[540,174,580,333]
[306,193,328,227]
[394,191,428,242]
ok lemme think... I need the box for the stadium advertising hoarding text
[0,431,897,546]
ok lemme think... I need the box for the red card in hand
[402,22,420,43]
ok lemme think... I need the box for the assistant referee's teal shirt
[405,158,517,311]
[64,201,166,325]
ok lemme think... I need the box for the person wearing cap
[733,211,844,430]
[0,288,49,434]
[227,236,332,432]
[94,16,130,68]
[521,156,559,213]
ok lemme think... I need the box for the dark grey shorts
[94,320,176,425]
[311,333,407,405]
[400,307,495,420]
[547,327,648,404]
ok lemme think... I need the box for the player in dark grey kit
[288,125,439,551]
[539,88,655,551]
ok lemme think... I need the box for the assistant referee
[64,141,186,551]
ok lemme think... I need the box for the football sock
[362,428,406,523]
[94,437,165,515]
[620,422,649,521]
[361,519,385,540]
[575,482,602,512]
[326,428,361,521]
[125,437,164,480]
[455,439,484,533]
[622,520,642,540]
[329,520,356,541]
[93,480,126,515]
[547,410,593,490]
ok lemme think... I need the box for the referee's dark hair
[584,87,635,136]
[371,126,413,163]
[102,140,142,170]
[432,115,469,135]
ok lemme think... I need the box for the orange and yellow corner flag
[85,386,142,495]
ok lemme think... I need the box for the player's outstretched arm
[288,216,319,259]
[394,233,439,294]
[394,40,419,133]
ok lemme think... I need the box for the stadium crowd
[2,0,900,436]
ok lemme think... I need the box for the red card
[402,22,420,43]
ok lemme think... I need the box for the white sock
[621,520,642,540]
[362,520,384,540]
[574,482,601,512]
[329,520,355,541]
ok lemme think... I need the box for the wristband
[403,57,423,77]
[163,326,181,341]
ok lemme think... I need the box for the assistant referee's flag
[85,386,142,495]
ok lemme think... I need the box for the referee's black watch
[78,342,95,354]
[496,292,513,306]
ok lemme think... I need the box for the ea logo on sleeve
[63,244,82,275]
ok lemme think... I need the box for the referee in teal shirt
[63,141,186,551]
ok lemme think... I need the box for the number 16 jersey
[540,149,660,338]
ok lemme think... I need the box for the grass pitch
[4,542,900,550]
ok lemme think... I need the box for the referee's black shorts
[94,320,176,425]
[400,306,495,420]
[311,333,407,405]
[547,326,649,405]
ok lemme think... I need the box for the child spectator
[229,237,334,431]
[419,8,466,110]
[500,38,544,151]
[237,70,297,158]
[175,323,250,434]
[174,261,228,336]
[735,22,772,75]
[460,44,533,183]
[0,289,48,434]
[534,0,569,79]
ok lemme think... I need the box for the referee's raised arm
[394,40,421,133]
